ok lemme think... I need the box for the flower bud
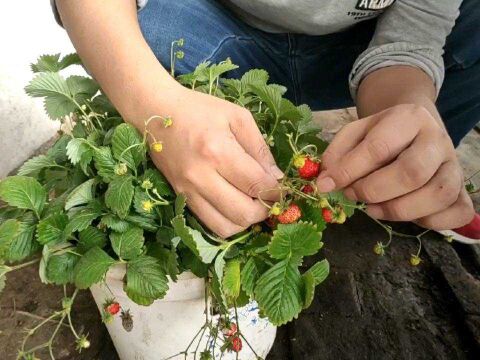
[141,179,153,190]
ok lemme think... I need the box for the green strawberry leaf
[174,193,187,216]
[36,212,68,245]
[8,223,39,262]
[171,215,219,264]
[223,259,241,300]
[78,226,107,253]
[17,155,58,176]
[46,135,70,163]
[241,257,259,297]
[241,69,269,92]
[269,222,322,261]
[66,138,91,166]
[125,215,158,232]
[46,253,79,285]
[0,176,46,216]
[30,53,81,73]
[279,98,302,122]
[305,259,330,286]
[100,214,130,232]
[214,250,227,283]
[297,201,327,232]
[302,271,316,309]
[74,247,116,289]
[65,179,96,210]
[0,219,20,259]
[147,243,179,281]
[111,123,145,171]
[250,84,282,119]
[254,258,303,326]
[93,147,117,182]
[24,72,99,120]
[105,175,134,219]
[64,207,101,234]
[327,191,356,217]
[125,255,169,305]
[110,226,144,260]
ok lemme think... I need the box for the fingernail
[270,165,284,180]
[344,188,358,201]
[316,177,335,192]
[366,205,384,219]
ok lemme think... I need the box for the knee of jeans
[444,0,480,69]
[137,0,239,73]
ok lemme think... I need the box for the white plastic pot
[90,264,277,359]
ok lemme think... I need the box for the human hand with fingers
[316,104,475,230]
[148,87,282,238]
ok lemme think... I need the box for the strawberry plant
[0,44,430,359]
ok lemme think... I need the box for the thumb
[230,111,283,179]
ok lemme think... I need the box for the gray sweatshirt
[52,0,462,98]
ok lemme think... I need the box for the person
[53,0,479,241]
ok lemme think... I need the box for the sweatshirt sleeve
[349,0,462,100]
[50,0,149,25]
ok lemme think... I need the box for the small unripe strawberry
[373,242,385,256]
[151,141,163,153]
[106,301,121,315]
[231,336,242,353]
[223,323,237,337]
[114,163,128,176]
[270,203,282,216]
[141,200,155,213]
[319,197,330,208]
[277,204,302,224]
[410,255,421,266]
[322,208,334,223]
[293,154,306,169]
[334,207,347,224]
[298,157,320,180]
[302,184,314,194]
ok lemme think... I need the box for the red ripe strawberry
[322,208,334,223]
[231,336,242,352]
[265,216,277,228]
[106,302,121,315]
[222,323,238,337]
[277,204,302,224]
[298,157,320,180]
[302,184,314,194]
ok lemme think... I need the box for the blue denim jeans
[138,0,480,147]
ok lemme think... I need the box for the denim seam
[287,34,300,105]
[203,35,255,63]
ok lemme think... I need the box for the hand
[316,104,474,230]
[147,87,282,237]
